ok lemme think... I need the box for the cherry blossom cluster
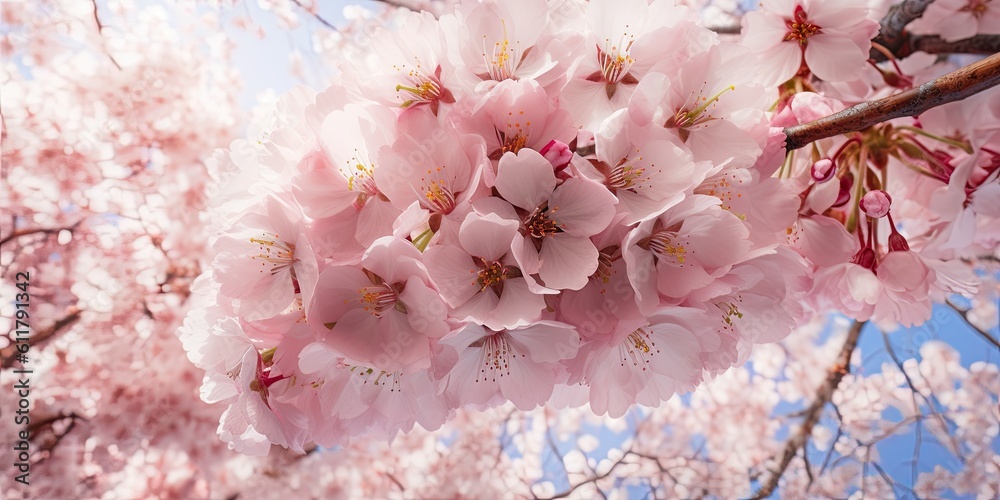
[181,0,998,454]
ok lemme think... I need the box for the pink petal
[298,342,340,374]
[459,212,519,261]
[453,288,500,324]
[486,277,547,330]
[549,177,616,236]
[400,276,450,339]
[423,244,481,308]
[507,321,580,363]
[845,264,882,305]
[494,149,557,210]
[646,323,702,383]
[538,233,600,291]
[356,199,401,247]
[804,34,867,82]
[499,349,556,410]
[308,266,371,335]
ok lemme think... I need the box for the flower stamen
[250,234,297,275]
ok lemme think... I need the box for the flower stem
[895,125,973,153]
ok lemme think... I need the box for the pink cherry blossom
[444,0,568,90]
[212,195,318,322]
[376,110,487,234]
[307,237,449,371]
[493,148,617,290]
[424,211,551,330]
[623,194,751,312]
[349,8,456,115]
[560,0,713,129]
[628,43,773,169]
[568,307,708,418]
[294,102,402,248]
[215,346,309,455]
[12,0,1000,495]
[460,78,576,183]
[438,321,580,410]
[909,0,1000,42]
[741,0,879,84]
[586,111,709,224]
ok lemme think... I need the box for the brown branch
[874,0,934,58]
[2,309,83,369]
[371,0,420,12]
[874,34,1000,61]
[538,449,634,500]
[0,221,83,247]
[385,472,406,492]
[27,412,86,435]
[289,0,339,31]
[707,24,741,35]
[90,0,122,70]
[945,298,1000,350]
[750,320,866,500]
[784,53,1000,150]
[912,34,1000,57]
[879,330,966,459]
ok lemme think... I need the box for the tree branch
[750,320,866,500]
[873,0,934,58]
[945,298,1000,350]
[707,24,741,35]
[784,53,1000,150]
[90,0,122,70]
[874,35,1000,61]
[539,449,634,500]
[2,309,83,369]
[0,221,82,247]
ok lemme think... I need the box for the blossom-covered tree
[1,0,997,498]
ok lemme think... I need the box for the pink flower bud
[880,69,913,89]
[860,190,891,218]
[851,246,877,270]
[539,140,573,172]
[832,175,853,208]
[888,231,910,252]
[810,158,835,182]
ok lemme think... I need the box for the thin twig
[0,221,82,247]
[538,449,633,500]
[750,320,866,499]
[945,298,1000,349]
[289,0,339,31]
[371,0,419,12]
[880,330,965,460]
[90,0,122,70]
[784,53,1000,150]
[707,24,741,35]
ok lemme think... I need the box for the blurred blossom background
[0,0,997,498]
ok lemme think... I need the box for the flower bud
[539,140,573,172]
[851,246,877,270]
[888,231,910,252]
[810,158,835,182]
[859,189,891,218]
[880,69,913,89]
[832,174,853,208]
